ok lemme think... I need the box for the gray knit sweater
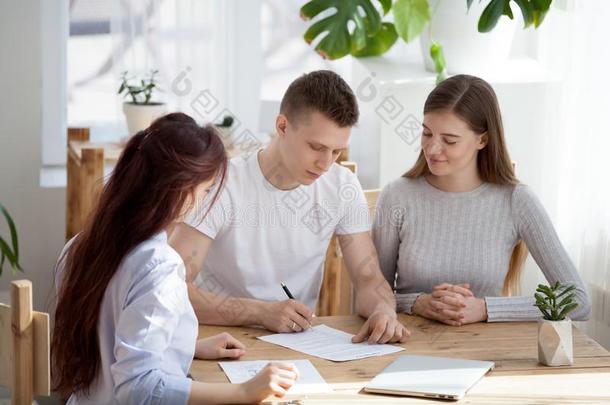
[372,176,591,322]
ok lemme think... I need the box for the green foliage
[216,115,235,128]
[0,203,22,277]
[534,281,578,321]
[117,70,161,105]
[474,0,553,33]
[301,0,396,60]
[393,0,431,43]
[429,41,447,84]
[301,0,440,78]
[351,23,398,58]
[300,0,553,82]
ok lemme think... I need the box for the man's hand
[258,299,314,333]
[352,305,410,344]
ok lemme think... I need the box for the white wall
[0,0,66,313]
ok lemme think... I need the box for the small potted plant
[534,281,578,366]
[118,69,167,137]
[215,114,236,149]
[1,203,22,304]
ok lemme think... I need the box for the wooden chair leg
[11,280,33,405]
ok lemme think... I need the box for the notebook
[365,355,494,400]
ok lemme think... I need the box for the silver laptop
[365,355,495,401]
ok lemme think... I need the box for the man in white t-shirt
[171,70,409,343]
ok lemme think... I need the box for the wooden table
[190,315,610,404]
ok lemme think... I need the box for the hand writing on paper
[352,305,411,344]
[194,332,246,360]
[240,362,299,402]
[258,299,314,333]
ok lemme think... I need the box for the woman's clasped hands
[412,283,488,326]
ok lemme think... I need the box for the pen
[280,282,295,299]
[281,282,316,323]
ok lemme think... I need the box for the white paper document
[218,359,332,394]
[257,324,404,361]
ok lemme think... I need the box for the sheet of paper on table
[257,324,404,362]
[218,359,332,394]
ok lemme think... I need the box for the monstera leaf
[351,22,398,57]
[392,0,431,43]
[301,0,393,60]
[477,0,552,33]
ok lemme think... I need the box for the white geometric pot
[122,102,167,137]
[420,0,518,74]
[538,319,574,366]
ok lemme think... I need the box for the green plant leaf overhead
[378,0,392,15]
[301,0,554,62]
[478,0,506,32]
[503,0,514,19]
[513,0,534,27]
[531,0,552,27]
[392,0,431,43]
[301,0,385,60]
[351,22,398,57]
[429,41,447,84]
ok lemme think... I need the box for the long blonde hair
[405,75,527,296]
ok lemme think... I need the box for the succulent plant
[534,281,578,321]
[118,69,161,105]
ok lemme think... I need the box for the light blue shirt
[56,232,197,405]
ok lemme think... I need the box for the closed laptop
[365,355,495,400]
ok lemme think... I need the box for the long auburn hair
[404,74,528,296]
[51,112,227,397]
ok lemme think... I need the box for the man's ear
[276,114,288,138]
[478,132,489,150]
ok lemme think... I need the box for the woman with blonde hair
[373,75,590,325]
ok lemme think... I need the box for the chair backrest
[66,127,105,241]
[317,161,380,316]
[0,280,50,404]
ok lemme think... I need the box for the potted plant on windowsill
[300,0,553,82]
[0,203,22,304]
[534,281,578,366]
[118,69,167,137]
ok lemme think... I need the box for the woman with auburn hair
[373,75,591,325]
[52,113,298,404]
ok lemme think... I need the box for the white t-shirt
[188,151,370,310]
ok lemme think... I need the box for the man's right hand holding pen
[256,298,314,333]
[253,282,314,333]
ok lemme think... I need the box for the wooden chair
[0,280,50,405]
[317,159,381,316]
[65,128,240,241]
[66,128,123,241]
